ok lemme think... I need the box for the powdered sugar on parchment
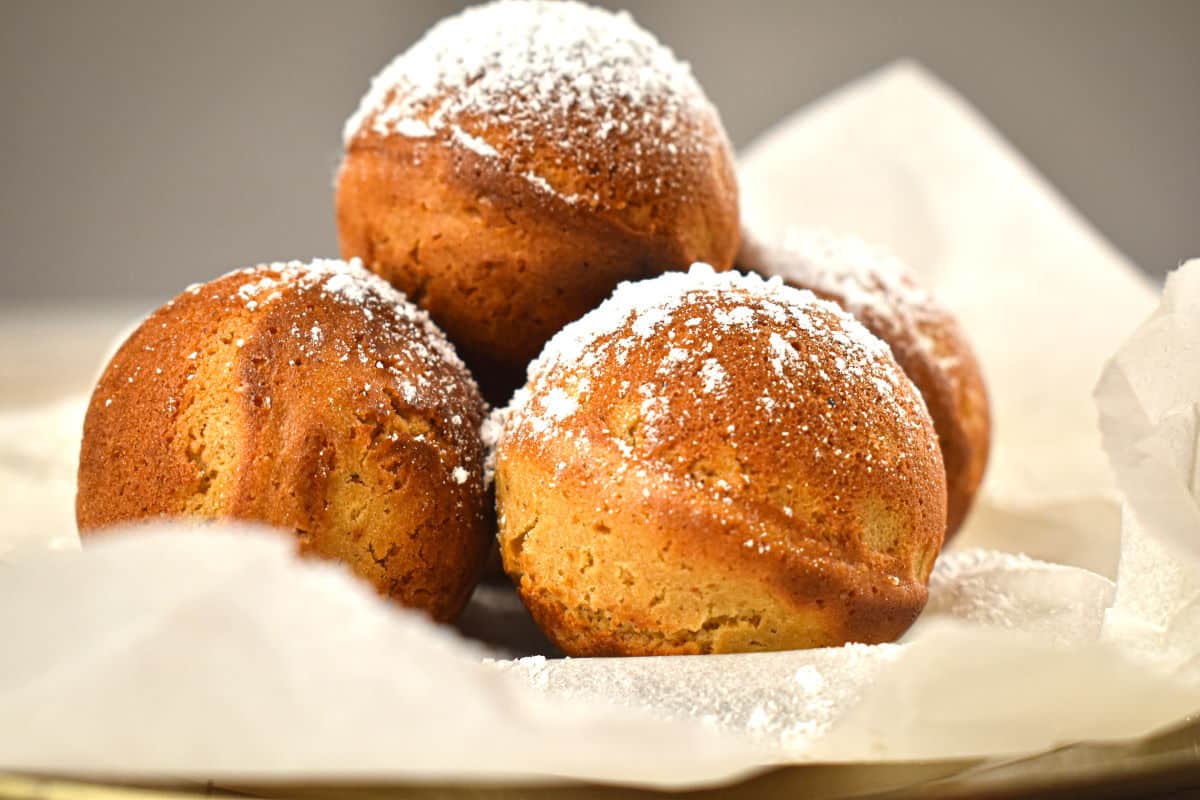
[492,643,902,758]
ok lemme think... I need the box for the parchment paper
[739,61,1158,578]
[0,62,1197,791]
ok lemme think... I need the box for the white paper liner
[0,398,85,560]
[1097,263,1200,565]
[0,63,1198,791]
[1099,261,1200,684]
[0,528,764,788]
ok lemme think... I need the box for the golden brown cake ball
[336,0,739,402]
[77,259,490,622]
[491,264,947,656]
[738,229,990,539]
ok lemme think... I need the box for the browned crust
[501,457,931,657]
[495,286,946,655]
[889,311,990,537]
[336,111,739,403]
[76,267,490,622]
[737,239,991,539]
[788,286,991,539]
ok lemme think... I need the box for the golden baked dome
[492,264,947,655]
[739,228,990,538]
[337,0,739,401]
[77,259,490,621]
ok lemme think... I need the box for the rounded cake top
[343,0,728,209]
[497,263,936,474]
[740,229,947,355]
[95,258,487,465]
[740,228,992,536]
[210,258,476,406]
[81,259,490,619]
[492,263,946,585]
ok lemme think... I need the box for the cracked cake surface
[76,258,490,621]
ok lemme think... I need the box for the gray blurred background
[1,0,1197,304]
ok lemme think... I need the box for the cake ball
[77,259,490,621]
[491,264,947,656]
[739,229,990,538]
[337,0,739,402]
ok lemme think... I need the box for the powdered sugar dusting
[96,258,488,493]
[767,332,799,377]
[699,358,727,395]
[496,263,932,482]
[493,643,902,758]
[541,387,580,422]
[742,229,947,365]
[343,0,724,207]
[480,410,506,484]
[521,263,890,390]
[227,259,468,380]
[222,259,484,486]
[393,118,435,138]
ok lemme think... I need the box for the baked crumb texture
[493,265,947,655]
[337,0,739,402]
[739,229,991,538]
[77,259,490,622]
